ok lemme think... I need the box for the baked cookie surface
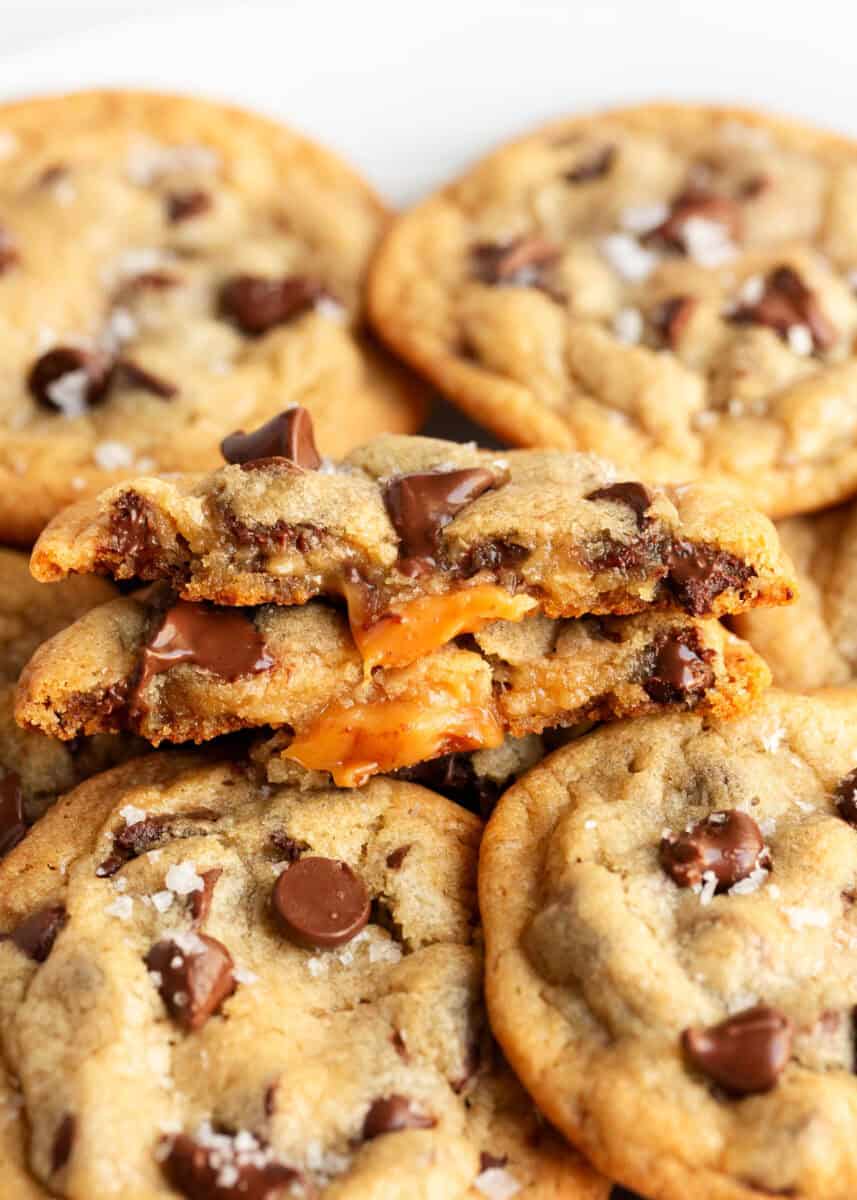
[15,586,768,785]
[0,90,423,544]
[370,103,857,518]
[0,751,606,1199]
[481,691,857,1200]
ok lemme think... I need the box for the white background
[0,0,855,207]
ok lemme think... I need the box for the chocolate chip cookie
[0,750,608,1198]
[481,690,857,1200]
[732,500,857,689]
[15,581,769,786]
[369,103,857,518]
[0,90,424,544]
[30,422,796,675]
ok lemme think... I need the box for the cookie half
[481,690,857,1200]
[0,751,607,1198]
[0,90,425,544]
[370,103,857,518]
[15,588,769,785]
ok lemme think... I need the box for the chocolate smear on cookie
[136,601,274,696]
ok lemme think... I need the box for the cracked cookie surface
[369,103,857,518]
[0,751,607,1199]
[0,90,424,544]
[481,690,857,1200]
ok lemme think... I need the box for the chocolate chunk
[137,601,274,695]
[682,1005,792,1095]
[51,1114,75,1173]
[0,226,18,274]
[105,492,163,576]
[162,1131,301,1200]
[835,769,857,826]
[145,934,236,1031]
[28,346,111,412]
[566,145,615,184]
[272,857,369,950]
[645,188,742,251]
[472,236,560,288]
[111,358,178,399]
[165,190,212,223]
[362,1095,436,1139]
[666,540,754,616]
[660,810,768,891]
[10,904,67,962]
[730,265,836,352]
[269,831,310,862]
[586,482,653,530]
[643,629,715,705]
[651,295,696,348]
[384,467,503,570]
[393,754,501,817]
[386,844,412,870]
[190,868,223,926]
[219,274,325,336]
[221,407,321,470]
[0,773,27,859]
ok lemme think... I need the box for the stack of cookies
[2,93,857,1200]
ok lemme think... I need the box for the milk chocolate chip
[730,265,836,352]
[219,274,325,336]
[586,482,653,530]
[384,466,503,569]
[472,236,560,287]
[272,857,369,949]
[137,601,274,695]
[660,810,768,891]
[28,346,111,412]
[221,407,321,469]
[682,1005,792,1095]
[162,1132,301,1200]
[10,903,67,962]
[0,772,26,859]
[644,630,714,705]
[363,1095,437,1139]
[146,934,236,1031]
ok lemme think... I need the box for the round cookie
[0,90,424,544]
[0,751,607,1198]
[481,690,857,1200]
[732,501,857,689]
[370,103,857,518]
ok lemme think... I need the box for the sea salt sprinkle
[120,804,147,826]
[126,141,220,186]
[728,864,770,896]
[612,307,643,345]
[105,895,134,920]
[682,216,736,268]
[600,233,659,283]
[474,1165,522,1200]
[696,870,719,907]
[783,905,830,931]
[619,203,669,236]
[165,861,204,896]
[93,441,136,471]
[45,370,89,418]
[787,324,814,357]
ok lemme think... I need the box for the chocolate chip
[162,1131,301,1200]
[386,845,411,870]
[660,810,768,891]
[566,145,615,184]
[390,1029,409,1060]
[665,540,754,616]
[269,831,310,862]
[218,274,325,336]
[651,295,696,348]
[165,190,212,223]
[28,346,111,412]
[137,601,274,696]
[190,868,223,926]
[221,407,321,470]
[51,1114,75,1173]
[362,1095,436,1139]
[643,629,715,705]
[10,904,67,962]
[457,538,530,580]
[97,808,220,877]
[682,1005,792,1095]
[105,492,162,575]
[609,1189,646,1200]
[272,857,369,950]
[730,265,836,352]
[471,236,560,290]
[479,1152,509,1172]
[384,467,503,570]
[835,769,857,826]
[740,174,770,199]
[645,189,742,251]
[586,482,653,530]
[111,358,178,399]
[0,773,27,859]
[146,934,236,1031]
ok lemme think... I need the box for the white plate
[0,0,855,206]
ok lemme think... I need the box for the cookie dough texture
[0,90,424,544]
[370,103,857,518]
[481,691,857,1200]
[732,501,857,689]
[0,752,607,1198]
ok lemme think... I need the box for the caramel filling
[284,686,504,788]
[344,583,538,670]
